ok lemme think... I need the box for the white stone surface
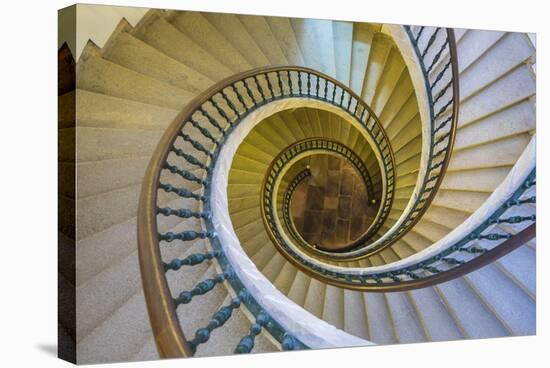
[211,99,374,348]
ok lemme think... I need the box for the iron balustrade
[257,28,460,263]
[262,138,385,257]
[138,65,395,357]
[264,169,535,291]
[281,168,312,248]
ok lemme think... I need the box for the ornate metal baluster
[242,79,257,105]
[209,98,232,126]
[432,80,452,105]
[265,73,275,99]
[158,207,211,219]
[234,312,270,353]
[254,75,267,101]
[164,251,219,271]
[174,271,233,306]
[164,163,207,186]
[287,71,294,95]
[179,132,213,158]
[277,71,284,97]
[220,90,240,118]
[281,333,298,351]
[421,28,441,58]
[415,26,425,43]
[229,85,247,110]
[159,230,214,243]
[198,107,225,135]
[171,147,210,172]
[188,291,247,352]
[189,118,217,144]
[434,98,453,119]
[427,39,449,73]
[430,60,451,90]
[158,183,206,202]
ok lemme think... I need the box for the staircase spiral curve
[58,7,536,363]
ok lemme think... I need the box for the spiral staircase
[58,7,536,364]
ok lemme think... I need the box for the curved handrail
[263,138,381,255]
[138,65,393,356]
[258,27,459,266]
[281,168,312,248]
[251,27,533,290]
[261,160,535,291]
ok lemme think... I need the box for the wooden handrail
[137,65,395,356]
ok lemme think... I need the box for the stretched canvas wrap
[58,3,537,364]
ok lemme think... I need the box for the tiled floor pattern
[291,155,377,250]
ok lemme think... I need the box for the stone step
[361,33,392,105]
[303,278,326,318]
[261,252,288,283]
[77,290,151,364]
[130,336,158,362]
[450,133,532,171]
[460,33,534,100]
[76,222,207,345]
[458,64,535,126]
[290,18,336,78]
[349,23,377,94]
[75,89,177,130]
[322,285,345,330]
[456,30,506,73]
[370,48,406,116]
[168,11,253,74]
[407,287,463,341]
[263,16,305,66]
[195,296,279,357]
[77,195,201,286]
[287,271,311,306]
[496,245,536,297]
[273,261,299,295]
[203,12,270,67]
[237,14,288,65]
[465,263,535,335]
[455,98,535,149]
[343,290,370,340]
[384,292,427,343]
[435,277,509,339]
[77,54,192,110]
[76,169,202,240]
[332,21,353,86]
[133,11,233,82]
[102,28,213,94]
[363,293,397,344]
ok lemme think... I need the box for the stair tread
[102,29,213,94]
[436,277,509,338]
[77,54,192,110]
[168,11,253,73]
[75,89,178,130]
[408,287,463,341]
[465,263,535,335]
[384,292,427,343]
[133,12,233,82]
[363,293,396,344]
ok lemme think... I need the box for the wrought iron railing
[262,166,535,291]
[257,27,459,265]
[263,138,382,255]
[351,27,460,255]
[138,66,395,357]
[280,168,311,248]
